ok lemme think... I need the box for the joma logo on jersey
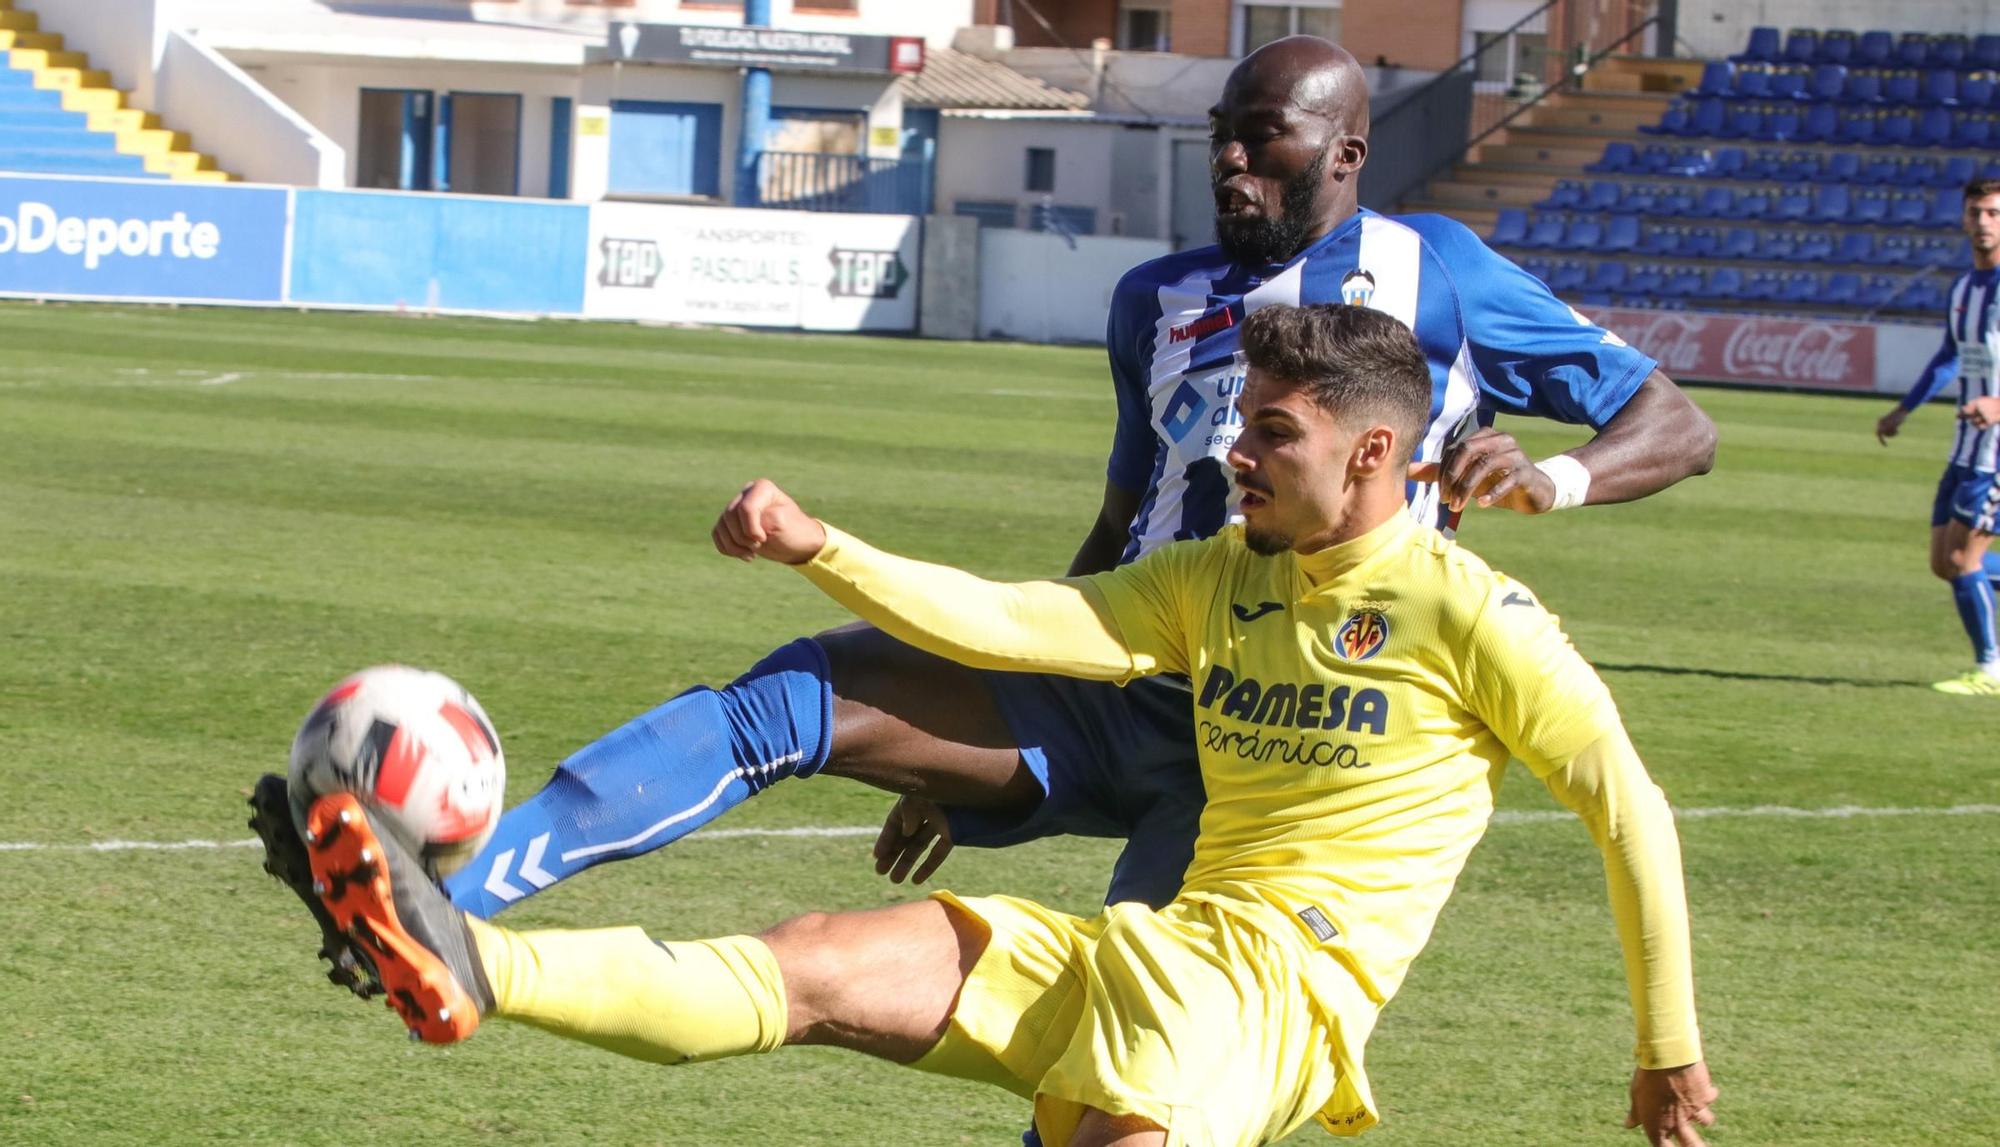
[1196,665,1389,734]
[1335,609,1390,661]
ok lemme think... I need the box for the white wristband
[1535,454,1592,511]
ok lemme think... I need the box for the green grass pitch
[0,302,1996,1145]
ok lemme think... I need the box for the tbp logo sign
[599,236,662,288]
[827,247,908,299]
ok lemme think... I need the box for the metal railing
[753,150,933,216]
[1360,0,1660,211]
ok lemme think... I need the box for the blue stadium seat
[1835,109,1877,145]
[1735,26,1782,64]
[1738,271,1781,301]
[1685,98,1727,137]
[1850,192,1890,224]
[1818,30,1856,65]
[1704,266,1745,299]
[1662,147,1709,176]
[1770,188,1812,221]
[1634,143,1674,173]
[1720,226,1758,259]
[1586,260,1629,294]
[1655,186,1697,217]
[1947,112,1991,148]
[1896,34,1929,68]
[1585,142,1635,173]
[1638,102,1687,135]
[1960,73,1996,110]
[1732,69,1771,101]
[1936,155,1978,188]
[1684,227,1720,258]
[1810,184,1852,222]
[1878,111,1915,145]
[1806,64,1847,102]
[1916,105,1954,145]
[1933,35,1968,70]
[1796,231,1836,262]
[1692,185,1736,218]
[1766,69,1807,101]
[1524,214,1567,248]
[1857,275,1901,307]
[1928,188,1965,228]
[1774,150,1820,181]
[1783,29,1819,66]
[1884,70,1921,105]
[1835,230,1875,265]
[1764,106,1803,140]
[1724,104,1767,139]
[1624,264,1665,295]
[1856,154,1902,185]
[1585,180,1623,212]
[1659,267,1705,298]
[1537,180,1585,210]
[1547,261,1589,292]
[1886,194,1925,229]
[1489,208,1530,246]
[1921,69,1959,106]
[1756,229,1799,260]
[1695,61,1735,99]
[1984,159,2000,181]
[1611,185,1656,215]
[1562,215,1605,250]
[1821,272,1861,306]
[1639,225,1683,256]
[1824,151,1861,182]
[1904,157,1941,185]
[1708,146,1747,179]
[1858,31,1895,68]
[1735,190,1771,219]
[1976,34,2000,71]
[1797,102,1839,142]
[1842,70,1882,104]
[1876,235,1916,266]
[1605,215,1641,252]
[1778,272,1821,304]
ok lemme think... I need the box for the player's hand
[1626,1062,1718,1147]
[1427,427,1555,513]
[713,478,827,565]
[1962,396,2000,429]
[872,795,955,885]
[1877,407,1908,444]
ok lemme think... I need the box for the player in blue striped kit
[1877,179,2000,695]
[256,43,1717,1108]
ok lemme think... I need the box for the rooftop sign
[609,23,925,74]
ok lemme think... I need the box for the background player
[1876,179,2000,695]
[254,37,1718,992]
[281,304,1716,1147]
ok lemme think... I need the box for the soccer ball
[287,666,506,879]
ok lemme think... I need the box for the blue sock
[1949,571,2000,667]
[444,638,834,917]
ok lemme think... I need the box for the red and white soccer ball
[287,666,506,878]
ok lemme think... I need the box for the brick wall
[1009,0,1117,48]
[1170,0,1234,56]
[1344,0,1462,71]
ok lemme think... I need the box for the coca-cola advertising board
[1585,308,1878,392]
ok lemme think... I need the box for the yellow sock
[465,917,787,1064]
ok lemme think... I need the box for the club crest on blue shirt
[1340,269,1377,308]
[1334,608,1390,661]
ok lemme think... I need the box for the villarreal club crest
[1335,608,1390,662]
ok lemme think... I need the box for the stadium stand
[0,1,228,182]
[1406,27,1987,320]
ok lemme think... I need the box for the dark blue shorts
[948,672,1203,910]
[1934,464,2000,532]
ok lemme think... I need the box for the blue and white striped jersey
[1105,209,1657,563]
[1900,268,2000,472]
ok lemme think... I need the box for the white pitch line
[2,804,1997,856]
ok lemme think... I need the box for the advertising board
[0,175,287,303]
[1587,307,1880,392]
[585,202,919,332]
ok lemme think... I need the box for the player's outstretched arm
[713,479,1162,682]
[1426,371,1717,514]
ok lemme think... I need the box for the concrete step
[9,48,86,71]
[144,150,218,176]
[35,67,113,91]
[59,87,122,113]
[1545,90,1675,116]
[1420,180,1547,208]
[115,127,190,156]
[1520,105,1661,134]
[1473,142,1603,168]
[0,12,41,32]
[1448,164,1564,188]
[176,168,233,183]
[1587,54,1702,95]
[89,107,158,132]
[1494,126,1630,153]
[0,30,60,51]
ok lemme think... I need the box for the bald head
[1224,36,1370,138]
[1208,36,1371,266]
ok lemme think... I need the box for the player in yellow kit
[282,304,1717,1147]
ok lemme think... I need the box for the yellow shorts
[916,892,1344,1147]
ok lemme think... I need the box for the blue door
[609,100,722,197]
